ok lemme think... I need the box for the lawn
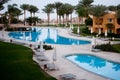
[0,41,56,80]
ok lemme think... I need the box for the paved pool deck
[43,28,120,80]
[0,27,120,80]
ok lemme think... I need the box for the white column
[105,29,108,37]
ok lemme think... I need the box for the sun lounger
[60,73,76,80]
[37,55,48,61]
[46,63,59,71]
[39,61,48,66]
[91,49,101,52]
[35,52,44,56]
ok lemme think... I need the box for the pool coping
[64,53,120,80]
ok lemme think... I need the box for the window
[108,18,113,23]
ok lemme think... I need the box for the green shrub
[95,43,120,53]
[43,45,53,50]
[95,43,112,51]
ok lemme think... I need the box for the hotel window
[108,18,113,23]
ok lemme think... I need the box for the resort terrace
[0,26,120,80]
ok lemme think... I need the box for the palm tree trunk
[78,17,81,28]
[56,12,58,26]
[66,14,69,27]
[59,15,61,25]
[47,13,50,26]
[24,10,26,25]
[62,15,64,26]
[78,16,81,34]
[70,14,72,24]
[30,12,32,18]
[34,13,35,17]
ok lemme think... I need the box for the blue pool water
[66,54,120,80]
[8,27,90,45]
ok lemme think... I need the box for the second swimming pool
[66,54,120,80]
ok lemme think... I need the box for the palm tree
[7,4,18,25]
[108,5,117,11]
[78,0,93,18]
[15,8,22,20]
[91,5,107,35]
[57,4,66,26]
[20,4,29,25]
[32,6,39,17]
[64,3,74,26]
[75,0,93,34]
[42,4,54,26]
[53,2,63,25]
[28,5,37,17]
[0,0,9,11]
[75,5,86,34]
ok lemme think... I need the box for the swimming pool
[8,27,90,45]
[66,54,120,80]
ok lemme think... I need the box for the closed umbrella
[77,27,80,34]
[105,30,107,37]
[23,32,26,40]
[29,32,32,40]
[53,47,57,64]
[40,41,44,52]
[91,36,96,49]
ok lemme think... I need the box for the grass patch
[0,41,56,80]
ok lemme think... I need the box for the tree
[27,17,38,26]
[75,0,93,34]
[57,4,66,26]
[7,4,19,25]
[42,4,54,26]
[20,4,29,25]
[85,17,93,26]
[15,8,22,20]
[91,5,107,35]
[75,5,86,34]
[78,0,94,17]
[28,5,38,17]
[117,4,120,10]
[32,6,39,17]
[0,0,9,11]
[108,5,117,11]
[53,2,63,25]
[64,3,74,26]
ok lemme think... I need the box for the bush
[95,43,120,53]
[95,43,112,51]
[81,27,90,34]
[43,45,53,50]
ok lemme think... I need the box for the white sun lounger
[60,73,76,80]
[37,55,48,61]
[91,49,101,52]
[46,63,59,71]
[39,61,48,66]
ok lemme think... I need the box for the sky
[1,0,120,20]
